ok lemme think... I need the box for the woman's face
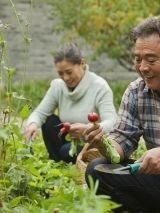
[56,59,85,88]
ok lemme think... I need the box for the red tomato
[88,112,99,122]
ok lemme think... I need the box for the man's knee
[85,157,107,185]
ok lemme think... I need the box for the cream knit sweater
[27,66,117,133]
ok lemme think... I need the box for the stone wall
[0,0,138,82]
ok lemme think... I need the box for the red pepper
[88,112,99,123]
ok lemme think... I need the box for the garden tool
[28,137,34,155]
[95,162,142,175]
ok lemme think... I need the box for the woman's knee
[41,114,63,142]
[59,143,76,163]
[42,114,61,130]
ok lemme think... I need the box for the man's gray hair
[131,16,160,42]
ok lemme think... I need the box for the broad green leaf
[20,104,30,118]
[29,166,41,178]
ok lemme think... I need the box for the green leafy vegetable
[103,134,120,164]
[65,134,85,157]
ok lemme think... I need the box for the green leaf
[20,104,30,118]
[65,133,71,141]
[0,129,8,140]
[12,92,30,101]
[29,166,41,178]
[103,134,120,164]
[69,141,77,157]
[9,196,24,208]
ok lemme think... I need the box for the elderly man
[83,16,160,213]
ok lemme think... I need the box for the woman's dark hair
[54,42,83,64]
[130,16,160,42]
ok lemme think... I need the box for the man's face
[134,34,160,90]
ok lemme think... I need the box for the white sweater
[27,66,117,132]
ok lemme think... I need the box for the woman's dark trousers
[85,157,160,213]
[41,114,83,163]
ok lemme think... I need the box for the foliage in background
[1,79,51,114]
[110,81,129,110]
[50,0,160,71]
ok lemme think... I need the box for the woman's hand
[24,122,38,140]
[138,147,160,174]
[84,124,104,148]
[69,123,89,140]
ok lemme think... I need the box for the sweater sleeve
[27,80,59,127]
[95,81,117,133]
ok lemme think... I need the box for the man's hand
[84,124,124,160]
[138,148,160,174]
[24,122,38,140]
[83,124,104,147]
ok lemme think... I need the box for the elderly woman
[24,42,117,163]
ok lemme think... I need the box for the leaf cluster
[0,110,118,212]
[51,0,160,70]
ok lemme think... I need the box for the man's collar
[143,84,160,95]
